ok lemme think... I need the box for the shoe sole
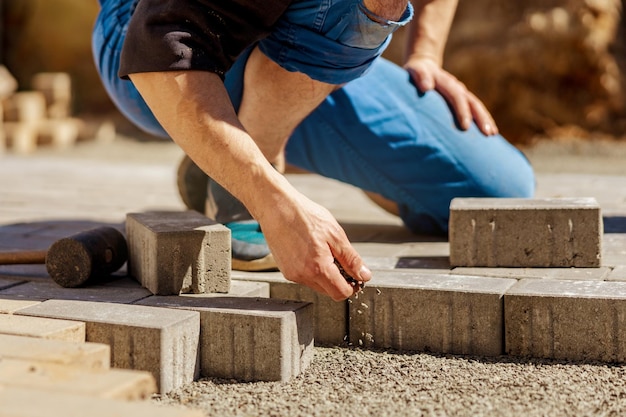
[231,253,278,272]
[176,155,208,213]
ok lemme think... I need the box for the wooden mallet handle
[0,226,128,288]
[0,250,47,265]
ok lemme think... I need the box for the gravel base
[153,346,626,416]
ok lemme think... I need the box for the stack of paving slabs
[0,299,204,416]
[0,66,82,154]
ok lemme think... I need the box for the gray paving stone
[0,280,152,303]
[126,211,231,295]
[394,256,451,272]
[451,266,611,281]
[0,333,110,369]
[231,270,348,346]
[0,387,204,417]
[349,271,516,356]
[0,314,85,342]
[0,359,157,400]
[0,276,24,290]
[607,265,626,281]
[505,279,626,362]
[361,256,400,270]
[17,299,200,393]
[352,242,409,258]
[136,296,314,382]
[601,234,626,266]
[180,280,270,299]
[396,241,451,258]
[0,298,40,313]
[449,197,602,267]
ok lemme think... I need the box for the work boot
[176,155,278,271]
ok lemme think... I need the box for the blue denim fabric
[93,0,535,234]
[259,0,413,84]
[92,0,167,137]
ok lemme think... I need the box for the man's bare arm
[404,0,498,135]
[405,0,458,66]
[129,70,371,300]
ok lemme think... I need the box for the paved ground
[2,134,626,416]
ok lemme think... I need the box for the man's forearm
[405,0,458,65]
[129,70,295,222]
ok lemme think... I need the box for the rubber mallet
[0,226,128,288]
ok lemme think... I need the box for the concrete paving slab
[17,299,200,393]
[0,359,156,400]
[396,241,451,257]
[137,296,314,382]
[0,298,40,313]
[607,265,626,281]
[0,387,204,417]
[534,174,626,217]
[505,279,626,362]
[0,333,110,369]
[349,271,517,356]
[0,314,85,342]
[0,156,184,224]
[602,234,626,266]
[360,256,400,270]
[0,277,25,290]
[351,242,410,258]
[394,256,451,271]
[451,266,611,280]
[231,270,347,346]
[126,211,231,295]
[180,280,269,298]
[449,197,602,267]
[0,280,152,303]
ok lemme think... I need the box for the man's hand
[404,55,498,137]
[130,65,370,302]
[257,191,372,301]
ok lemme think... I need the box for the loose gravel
[154,346,626,416]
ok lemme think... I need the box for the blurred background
[0,0,624,148]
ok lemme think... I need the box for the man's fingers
[319,260,358,301]
[469,94,499,136]
[332,246,372,287]
[406,66,435,92]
